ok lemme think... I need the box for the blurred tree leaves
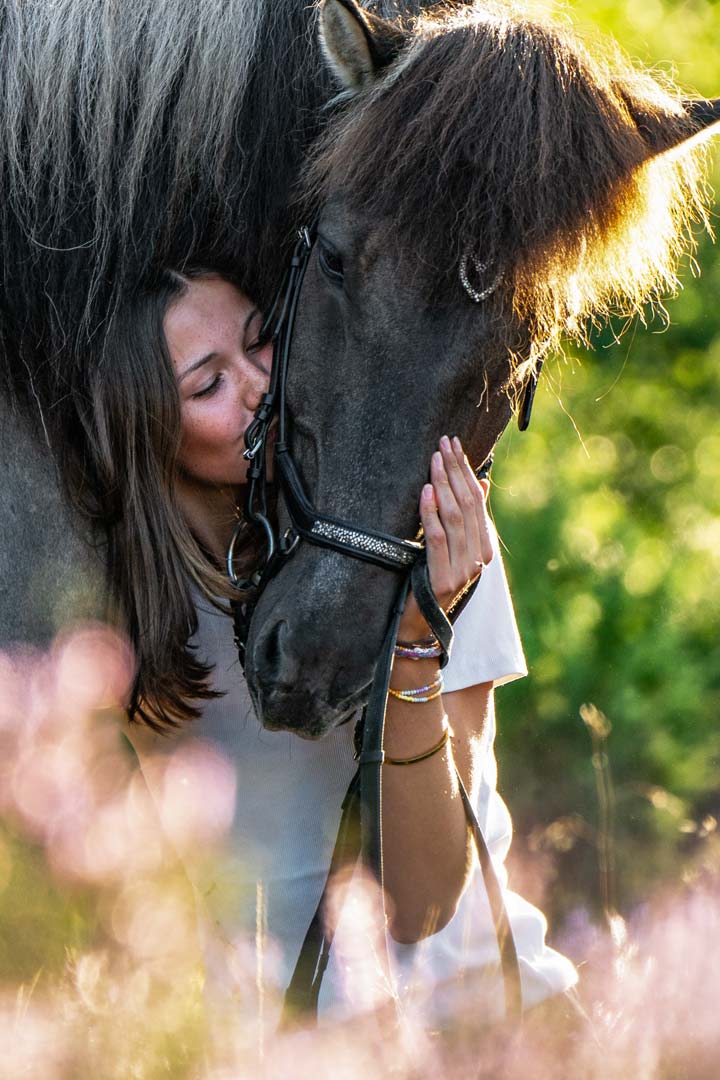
[494,0,720,923]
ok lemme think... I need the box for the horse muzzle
[245,607,374,737]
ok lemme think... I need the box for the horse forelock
[306,1,712,354]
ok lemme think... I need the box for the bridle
[228,222,542,1027]
[228,225,540,597]
[227,222,427,604]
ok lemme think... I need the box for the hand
[397,435,494,642]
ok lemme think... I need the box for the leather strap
[280,579,409,1027]
[358,575,411,887]
[276,449,423,571]
[236,221,524,1029]
[518,360,544,432]
[281,771,362,1024]
[280,560,523,1026]
[410,557,454,667]
[281,766,523,1024]
[456,772,523,1019]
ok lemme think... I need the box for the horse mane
[0,0,439,425]
[307,1,712,355]
[0,0,324,418]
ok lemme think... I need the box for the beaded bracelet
[387,671,443,704]
[393,638,443,660]
[385,722,454,766]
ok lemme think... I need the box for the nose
[249,615,340,736]
[254,619,293,685]
[240,343,272,412]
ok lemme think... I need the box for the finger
[442,435,483,574]
[430,449,467,572]
[420,482,452,599]
[452,437,494,567]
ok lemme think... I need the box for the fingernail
[440,435,451,451]
[452,435,463,452]
[422,484,433,500]
[432,451,442,467]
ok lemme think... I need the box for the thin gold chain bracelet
[384,723,454,766]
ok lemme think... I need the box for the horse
[0,0,718,740]
[0,0,428,646]
[242,0,720,735]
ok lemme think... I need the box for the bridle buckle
[279,527,300,557]
[243,394,276,460]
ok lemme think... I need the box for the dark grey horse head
[245,0,720,736]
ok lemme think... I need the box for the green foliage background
[494,0,720,929]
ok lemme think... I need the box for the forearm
[381,657,477,944]
[379,434,494,943]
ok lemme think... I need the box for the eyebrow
[178,352,217,383]
[177,307,260,383]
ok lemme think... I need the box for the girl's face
[164,274,273,488]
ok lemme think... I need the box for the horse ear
[620,89,720,158]
[319,0,407,92]
[682,98,720,144]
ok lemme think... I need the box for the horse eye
[318,243,344,284]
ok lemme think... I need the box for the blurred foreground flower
[1,629,720,1077]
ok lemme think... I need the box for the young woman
[114,269,577,1025]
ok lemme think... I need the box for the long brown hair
[62,270,258,731]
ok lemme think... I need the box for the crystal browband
[310,520,418,567]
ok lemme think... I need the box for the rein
[229,223,537,1026]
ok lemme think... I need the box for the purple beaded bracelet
[393,638,442,660]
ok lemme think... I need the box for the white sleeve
[442,519,528,693]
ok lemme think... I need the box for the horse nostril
[257,619,291,684]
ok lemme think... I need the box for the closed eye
[318,241,344,284]
[192,373,223,399]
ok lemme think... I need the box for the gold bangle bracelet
[384,724,454,766]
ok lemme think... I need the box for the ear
[683,98,720,143]
[319,0,407,93]
[620,87,720,158]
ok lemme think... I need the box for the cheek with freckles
[178,396,249,487]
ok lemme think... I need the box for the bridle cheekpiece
[227,223,424,603]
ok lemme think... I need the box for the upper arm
[443,681,494,799]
